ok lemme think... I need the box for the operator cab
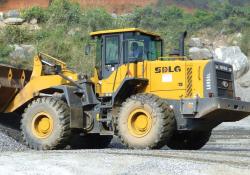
[90,28,163,79]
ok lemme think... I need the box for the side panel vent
[186,66,193,97]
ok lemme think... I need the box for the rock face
[215,46,249,78]
[189,47,213,60]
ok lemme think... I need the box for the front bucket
[0,64,31,112]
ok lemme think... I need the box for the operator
[129,42,144,61]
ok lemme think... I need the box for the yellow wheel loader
[1,28,250,150]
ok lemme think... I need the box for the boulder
[21,45,36,56]
[3,18,24,25]
[22,22,41,31]
[189,47,213,60]
[9,45,26,60]
[235,69,250,101]
[215,46,249,78]
[67,27,81,36]
[189,38,204,48]
[29,18,38,25]
[9,44,35,60]
[111,13,118,18]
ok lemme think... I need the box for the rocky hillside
[0,0,249,71]
[1,0,249,13]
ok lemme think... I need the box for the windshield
[124,33,162,63]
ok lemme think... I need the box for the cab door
[101,35,120,79]
[96,34,123,94]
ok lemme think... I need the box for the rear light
[236,97,241,100]
[208,92,214,98]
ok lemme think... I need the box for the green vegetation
[0,0,249,73]
[21,6,48,23]
[0,43,13,64]
[3,26,32,44]
[241,30,250,57]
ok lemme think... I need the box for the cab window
[124,33,162,63]
[105,35,119,65]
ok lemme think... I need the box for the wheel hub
[32,112,54,138]
[128,109,152,137]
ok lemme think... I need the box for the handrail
[39,52,67,67]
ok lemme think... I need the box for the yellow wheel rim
[128,109,152,137]
[32,112,54,139]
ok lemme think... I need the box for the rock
[9,45,26,60]
[10,44,36,59]
[29,18,37,25]
[0,21,6,28]
[21,22,41,31]
[68,28,76,36]
[21,44,36,56]
[189,38,204,48]
[111,13,118,18]
[29,24,41,31]
[189,47,213,60]
[67,27,81,36]
[235,69,250,101]
[3,18,24,25]
[4,10,20,18]
[215,46,249,78]
[9,44,36,67]
[236,32,242,38]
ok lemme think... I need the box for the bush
[3,26,32,44]
[21,6,48,23]
[47,0,82,26]
[0,42,12,59]
[80,8,114,32]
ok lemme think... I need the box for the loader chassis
[1,28,250,150]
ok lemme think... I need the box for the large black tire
[167,131,211,150]
[70,134,113,149]
[116,94,175,149]
[21,97,70,150]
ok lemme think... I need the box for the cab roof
[90,28,161,38]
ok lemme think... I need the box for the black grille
[216,70,234,98]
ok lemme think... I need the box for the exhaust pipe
[179,31,187,56]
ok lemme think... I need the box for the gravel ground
[0,132,27,152]
[0,114,250,175]
[0,142,250,175]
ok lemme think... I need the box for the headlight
[221,80,229,88]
